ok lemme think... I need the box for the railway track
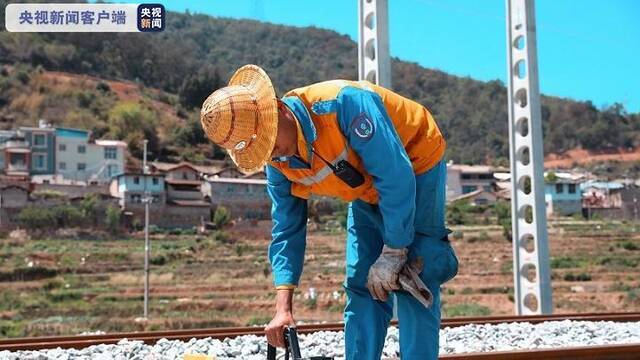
[1,312,639,359]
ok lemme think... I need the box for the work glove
[398,257,433,308]
[366,245,408,301]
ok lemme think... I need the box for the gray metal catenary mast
[506,0,552,315]
[358,0,553,315]
[358,0,391,88]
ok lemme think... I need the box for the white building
[446,163,497,200]
[55,128,126,184]
[91,139,127,181]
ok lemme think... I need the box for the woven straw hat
[200,64,278,172]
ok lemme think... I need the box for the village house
[446,163,497,201]
[0,175,31,229]
[204,177,270,220]
[150,161,210,214]
[449,189,498,206]
[544,173,583,216]
[55,127,126,184]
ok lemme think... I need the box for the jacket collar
[276,96,316,168]
[282,96,317,144]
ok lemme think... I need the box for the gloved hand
[398,257,433,308]
[366,246,408,301]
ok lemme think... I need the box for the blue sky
[160,0,640,113]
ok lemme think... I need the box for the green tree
[18,207,54,229]
[79,193,100,225]
[51,205,84,227]
[545,171,558,183]
[492,200,512,241]
[171,115,208,147]
[446,200,473,225]
[108,102,158,158]
[105,206,121,235]
[212,206,230,228]
[179,66,222,109]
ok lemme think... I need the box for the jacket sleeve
[265,164,308,288]
[337,87,416,248]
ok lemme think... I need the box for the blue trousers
[343,160,458,360]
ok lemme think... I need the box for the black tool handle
[285,327,303,359]
[267,342,278,360]
[266,327,334,360]
[266,327,298,360]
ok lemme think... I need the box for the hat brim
[226,65,278,173]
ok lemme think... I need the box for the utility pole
[506,0,552,315]
[358,0,391,88]
[143,139,150,319]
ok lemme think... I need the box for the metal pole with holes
[358,0,391,88]
[143,139,150,319]
[506,0,552,315]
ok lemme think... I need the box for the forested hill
[0,3,638,165]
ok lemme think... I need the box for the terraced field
[0,219,638,337]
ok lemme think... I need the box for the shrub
[18,207,55,229]
[235,243,251,257]
[212,230,229,243]
[212,206,230,228]
[444,303,491,317]
[79,193,99,225]
[0,291,22,311]
[618,240,639,251]
[492,200,512,241]
[150,255,167,266]
[545,172,558,183]
[47,290,83,302]
[246,316,272,326]
[563,273,592,281]
[627,289,640,305]
[550,256,585,269]
[96,81,111,92]
[333,201,349,229]
[500,260,513,274]
[105,206,121,235]
[0,321,24,337]
[16,70,30,84]
[598,257,639,268]
[52,205,84,227]
[0,267,57,282]
[182,227,197,235]
[447,200,473,225]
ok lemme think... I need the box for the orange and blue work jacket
[266,80,445,288]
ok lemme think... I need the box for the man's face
[270,101,298,158]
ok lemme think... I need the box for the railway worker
[200,64,458,360]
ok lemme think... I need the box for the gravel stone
[1,320,638,359]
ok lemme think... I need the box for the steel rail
[440,343,640,360]
[1,312,639,353]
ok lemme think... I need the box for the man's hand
[265,289,296,348]
[366,246,408,301]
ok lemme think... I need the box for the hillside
[0,65,222,165]
[0,3,638,165]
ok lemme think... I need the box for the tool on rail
[267,327,333,360]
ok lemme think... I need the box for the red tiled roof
[0,175,31,191]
